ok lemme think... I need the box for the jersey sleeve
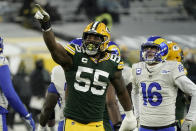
[64,43,76,56]
[0,65,28,117]
[48,82,59,94]
[131,63,140,118]
[51,65,66,90]
[175,75,196,120]
[131,63,137,88]
[122,65,132,86]
[171,62,186,80]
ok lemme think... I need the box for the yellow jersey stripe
[64,45,75,55]
[67,44,75,51]
[99,53,111,62]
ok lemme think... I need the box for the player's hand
[23,113,35,131]
[181,119,192,131]
[119,110,137,131]
[37,124,47,131]
[34,4,51,31]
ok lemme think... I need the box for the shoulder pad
[69,38,82,46]
[64,43,85,56]
[110,54,124,70]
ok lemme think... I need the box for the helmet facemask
[141,36,169,65]
[83,33,105,56]
[141,44,161,65]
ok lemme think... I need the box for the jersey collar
[90,52,111,63]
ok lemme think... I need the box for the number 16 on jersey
[141,82,163,106]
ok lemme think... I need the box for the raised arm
[43,31,72,68]
[34,4,72,68]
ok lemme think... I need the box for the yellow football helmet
[82,21,111,55]
[167,41,183,62]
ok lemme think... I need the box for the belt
[140,122,176,130]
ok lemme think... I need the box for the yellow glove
[34,4,51,31]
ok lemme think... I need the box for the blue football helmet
[141,36,168,64]
[0,37,3,54]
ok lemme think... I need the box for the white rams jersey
[51,65,66,121]
[0,55,9,109]
[117,65,132,115]
[132,61,185,127]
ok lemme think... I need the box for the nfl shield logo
[136,68,142,75]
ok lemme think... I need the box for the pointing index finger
[35,4,43,13]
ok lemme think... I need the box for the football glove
[37,124,47,131]
[181,120,192,131]
[34,4,51,31]
[119,110,137,131]
[23,113,35,131]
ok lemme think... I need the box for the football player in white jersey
[38,65,66,131]
[131,36,196,131]
[0,37,35,131]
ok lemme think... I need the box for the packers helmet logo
[173,45,179,51]
[106,27,110,33]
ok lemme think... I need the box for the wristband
[41,20,51,31]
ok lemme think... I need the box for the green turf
[192,126,196,131]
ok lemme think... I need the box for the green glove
[34,4,51,31]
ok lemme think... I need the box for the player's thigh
[64,118,105,131]
[0,114,7,131]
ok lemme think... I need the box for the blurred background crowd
[1,0,196,130]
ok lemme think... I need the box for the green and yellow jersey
[63,43,124,124]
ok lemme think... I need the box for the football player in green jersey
[34,4,137,131]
